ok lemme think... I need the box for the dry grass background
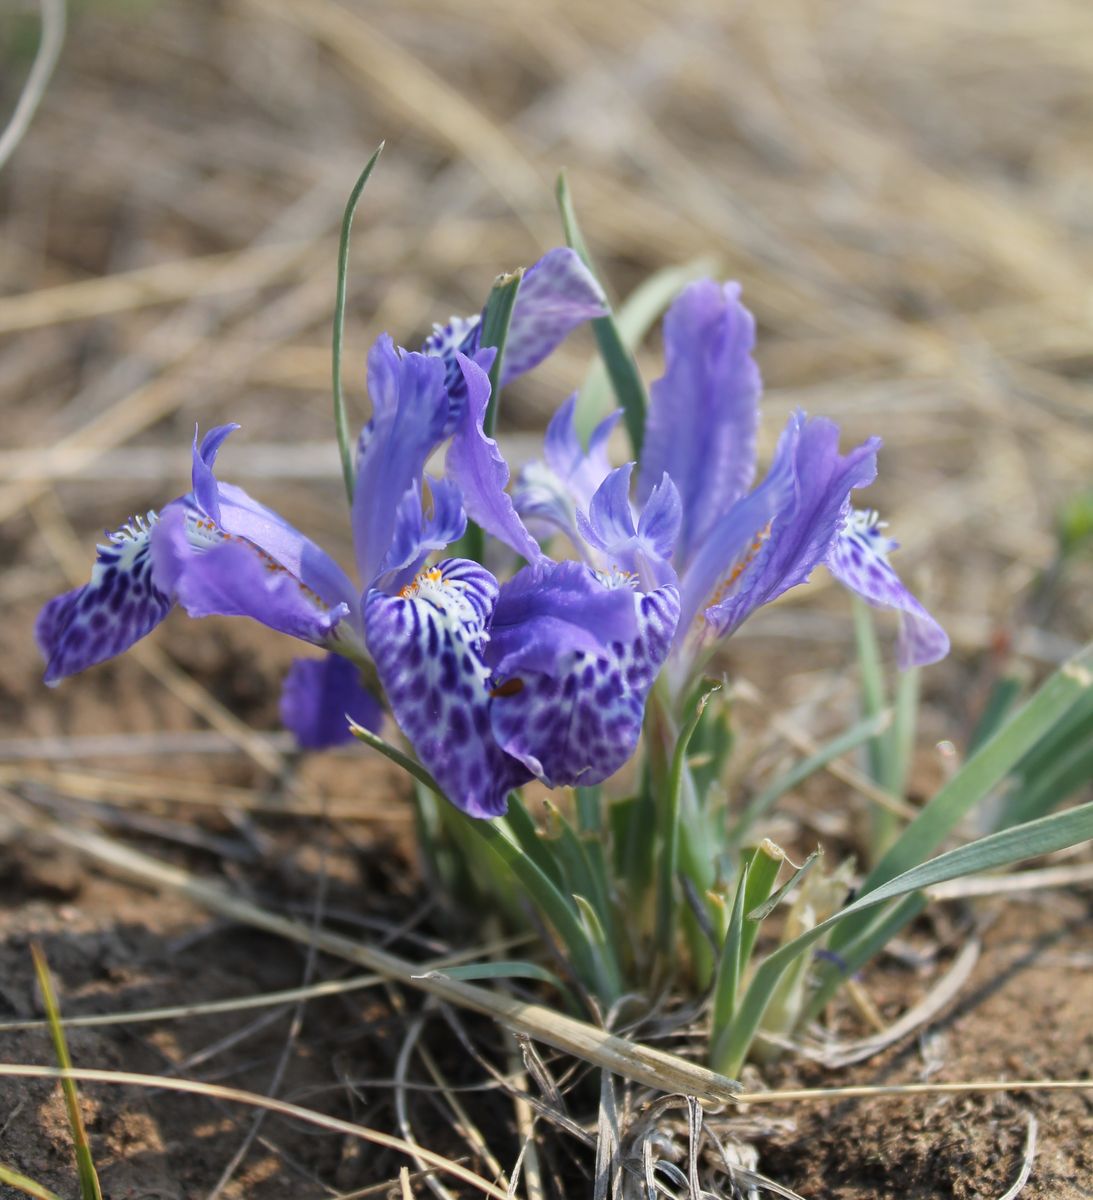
[0,0,1092,1196]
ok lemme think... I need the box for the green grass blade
[348,718,443,796]
[0,1164,65,1200]
[732,709,892,842]
[555,170,648,455]
[31,945,102,1200]
[710,860,751,1058]
[478,269,524,437]
[656,681,721,962]
[715,799,1093,1075]
[736,841,784,966]
[464,818,616,1003]
[503,794,568,892]
[419,959,574,1001]
[800,892,927,1024]
[834,640,1093,949]
[332,143,384,505]
[577,256,716,434]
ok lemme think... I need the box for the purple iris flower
[36,248,677,818]
[514,278,949,689]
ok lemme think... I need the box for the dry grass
[1,0,1092,1196]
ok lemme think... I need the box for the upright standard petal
[638,281,761,567]
[512,397,620,549]
[377,475,467,592]
[364,559,531,818]
[353,336,450,587]
[704,418,879,640]
[489,571,680,788]
[280,654,384,750]
[577,464,680,589]
[827,510,950,668]
[36,512,174,685]
[446,353,545,565]
[152,503,350,647]
[500,248,608,385]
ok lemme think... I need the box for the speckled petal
[36,511,174,685]
[827,510,949,668]
[363,559,530,818]
[489,582,680,787]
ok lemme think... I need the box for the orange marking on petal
[489,677,525,698]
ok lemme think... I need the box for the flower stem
[332,143,384,506]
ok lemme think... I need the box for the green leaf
[656,680,721,962]
[415,959,573,999]
[332,144,384,504]
[348,719,442,796]
[0,1164,65,1200]
[577,256,716,436]
[31,946,102,1200]
[555,171,648,456]
[710,859,751,1054]
[478,269,524,438]
[714,799,1093,1075]
[833,640,1093,950]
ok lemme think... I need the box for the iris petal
[36,512,174,685]
[280,654,384,750]
[638,281,762,566]
[152,502,350,647]
[827,511,950,668]
[364,558,530,818]
[490,582,680,787]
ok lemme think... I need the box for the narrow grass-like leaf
[833,640,1093,950]
[656,680,721,962]
[747,848,821,921]
[478,269,524,437]
[31,945,102,1200]
[543,799,618,954]
[504,793,567,893]
[555,170,647,455]
[414,959,571,997]
[348,718,442,796]
[577,256,716,435]
[464,818,616,1003]
[800,892,927,1024]
[733,710,892,842]
[714,799,1093,1075]
[967,670,1026,754]
[332,143,384,504]
[0,1164,64,1200]
[710,860,751,1055]
[737,842,786,967]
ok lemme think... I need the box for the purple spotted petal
[378,475,467,592]
[827,511,949,668]
[420,315,485,433]
[280,653,384,750]
[36,512,174,685]
[638,281,762,566]
[576,465,680,590]
[446,352,545,564]
[152,503,350,647]
[500,248,608,385]
[704,417,879,639]
[364,559,530,818]
[352,336,450,587]
[489,583,680,787]
[487,559,638,677]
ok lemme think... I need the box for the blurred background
[2,0,1092,748]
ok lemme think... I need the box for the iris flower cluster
[37,249,947,818]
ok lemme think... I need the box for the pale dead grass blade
[0,789,745,1105]
[997,1114,1038,1200]
[244,0,542,209]
[0,1064,509,1200]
